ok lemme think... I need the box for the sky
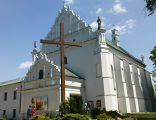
[0,0,155,82]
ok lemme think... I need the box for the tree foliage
[145,0,156,16]
[59,96,83,115]
[69,96,83,114]
[150,46,156,77]
[152,65,156,77]
[61,114,89,120]
[150,46,156,65]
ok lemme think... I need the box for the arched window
[64,56,68,64]
[39,69,44,79]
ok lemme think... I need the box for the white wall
[39,5,155,113]
[47,39,97,103]
[0,83,21,119]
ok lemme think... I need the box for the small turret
[34,41,37,49]
[32,41,38,62]
[111,28,120,46]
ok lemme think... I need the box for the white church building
[0,3,156,119]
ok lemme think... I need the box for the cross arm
[64,41,82,47]
[40,39,61,45]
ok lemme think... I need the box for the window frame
[13,91,17,100]
[12,109,16,118]
[39,69,44,79]
[3,110,6,116]
[64,56,68,64]
[4,92,7,101]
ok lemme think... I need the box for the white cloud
[114,19,136,34]
[65,0,75,5]
[114,0,120,3]
[106,19,136,35]
[90,21,98,30]
[125,19,136,29]
[96,8,103,14]
[18,61,32,69]
[112,3,127,14]
[108,0,127,14]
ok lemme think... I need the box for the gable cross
[40,22,82,102]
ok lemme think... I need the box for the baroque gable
[42,6,93,53]
[24,50,60,82]
[46,6,88,40]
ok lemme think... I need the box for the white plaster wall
[47,39,97,104]
[21,75,84,118]
[0,83,21,119]
[109,45,155,112]
[65,88,81,99]
[108,47,144,69]
[100,51,118,111]
[39,5,155,113]
[21,85,60,115]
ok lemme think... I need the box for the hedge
[61,113,89,120]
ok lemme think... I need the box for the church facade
[0,4,156,119]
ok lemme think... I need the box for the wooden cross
[40,22,82,102]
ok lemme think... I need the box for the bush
[61,114,89,120]
[0,118,7,120]
[90,108,102,119]
[59,100,70,115]
[97,113,112,120]
[30,115,51,120]
[59,96,83,115]
[45,111,57,119]
[107,110,121,119]
[69,96,83,114]
[0,116,8,120]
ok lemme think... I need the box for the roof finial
[63,0,66,7]
[111,25,120,46]
[63,0,70,9]
[141,55,144,63]
[34,41,37,48]
[97,16,101,30]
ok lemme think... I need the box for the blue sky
[0,0,155,82]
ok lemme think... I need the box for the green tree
[150,46,156,65]
[59,100,70,115]
[150,46,156,77]
[145,0,156,16]
[59,96,83,115]
[152,65,156,77]
[69,96,83,114]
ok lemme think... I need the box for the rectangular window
[96,100,101,108]
[111,65,116,90]
[4,92,7,101]
[13,91,17,100]
[13,109,16,118]
[137,67,142,91]
[120,60,125,82]
[3,110,6,115]
[129,64,134,84]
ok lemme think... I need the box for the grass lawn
[124,112,156,119]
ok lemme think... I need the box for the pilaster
[94,29,118,111]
